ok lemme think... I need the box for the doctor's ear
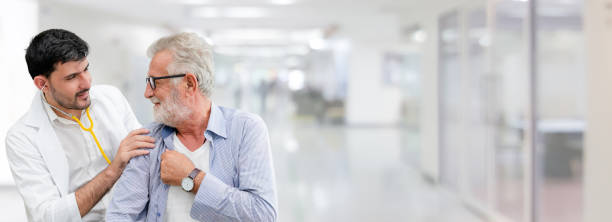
[33,76,48,91]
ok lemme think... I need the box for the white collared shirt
[41,96,113,221]
[5,85,141,222]
[164,132,210,222]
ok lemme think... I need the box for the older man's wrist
[191,171,206,194]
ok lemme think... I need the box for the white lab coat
[5,85,141,222]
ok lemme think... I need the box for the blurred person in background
[5,28,155,221]
[107,32,278,222]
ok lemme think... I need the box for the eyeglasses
[145,74,186,90]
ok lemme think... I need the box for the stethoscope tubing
[42,93,112,165]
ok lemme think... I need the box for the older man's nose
[144,82,154,98]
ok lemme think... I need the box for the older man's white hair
[147,32,214,97]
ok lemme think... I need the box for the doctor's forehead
[54,59,88,76]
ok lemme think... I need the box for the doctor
[5,29,155,221]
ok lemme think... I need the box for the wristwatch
[181,168,201,192]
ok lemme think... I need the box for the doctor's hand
[161,150,194,186]
[109,128,156,175]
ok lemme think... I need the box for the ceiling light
[191,7,268,18]
[288,70,305,91]
[309,38,327,50]
[177,0,212,5]
[268,0,297,5]
[412,30,426,43]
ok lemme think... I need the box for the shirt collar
[40,93,89,124]
[207,102,227,138]
[41,94,61,122]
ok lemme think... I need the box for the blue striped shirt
[106,104,278,222]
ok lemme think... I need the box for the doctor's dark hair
[25,29,89,79]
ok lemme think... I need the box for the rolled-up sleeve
[106,153,151,221]
[6,132,81,222]
[190,116,278,222]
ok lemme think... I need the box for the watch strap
[188,168,201,180]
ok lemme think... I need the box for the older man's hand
[161,150,195,186]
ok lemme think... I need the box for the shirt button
[157,212,161,217]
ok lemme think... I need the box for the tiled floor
[269,121,483,222]
[0,120,483,222]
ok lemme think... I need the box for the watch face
[181,177,194,191]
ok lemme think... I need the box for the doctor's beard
[48,83,90,110]
[149,88,192,127]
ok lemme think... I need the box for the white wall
[0,0,38,185]
[417,15,441,181]
[343,15,404,126]
[537,30,586,119]
[584,0,612,221]
[399,0,467,182]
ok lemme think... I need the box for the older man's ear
[185,73,199,94]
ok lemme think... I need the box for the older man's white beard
[150,89,192,127]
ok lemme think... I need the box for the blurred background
[2,0,612,221]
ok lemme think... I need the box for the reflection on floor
[269,120,482,222]
[0,123,482,222]
[539,179,582,222]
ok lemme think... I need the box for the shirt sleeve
[190,115,278,222]
[106,153,151,221]
[5,131,81,222]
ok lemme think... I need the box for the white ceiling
[39,0,428,51]
[43,0,422,30]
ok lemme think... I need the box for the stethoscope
[41,92,112,165]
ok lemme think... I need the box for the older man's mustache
[150,97,161,104]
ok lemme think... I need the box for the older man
[106,32,278,222]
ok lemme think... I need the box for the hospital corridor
[0,0,610,221]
